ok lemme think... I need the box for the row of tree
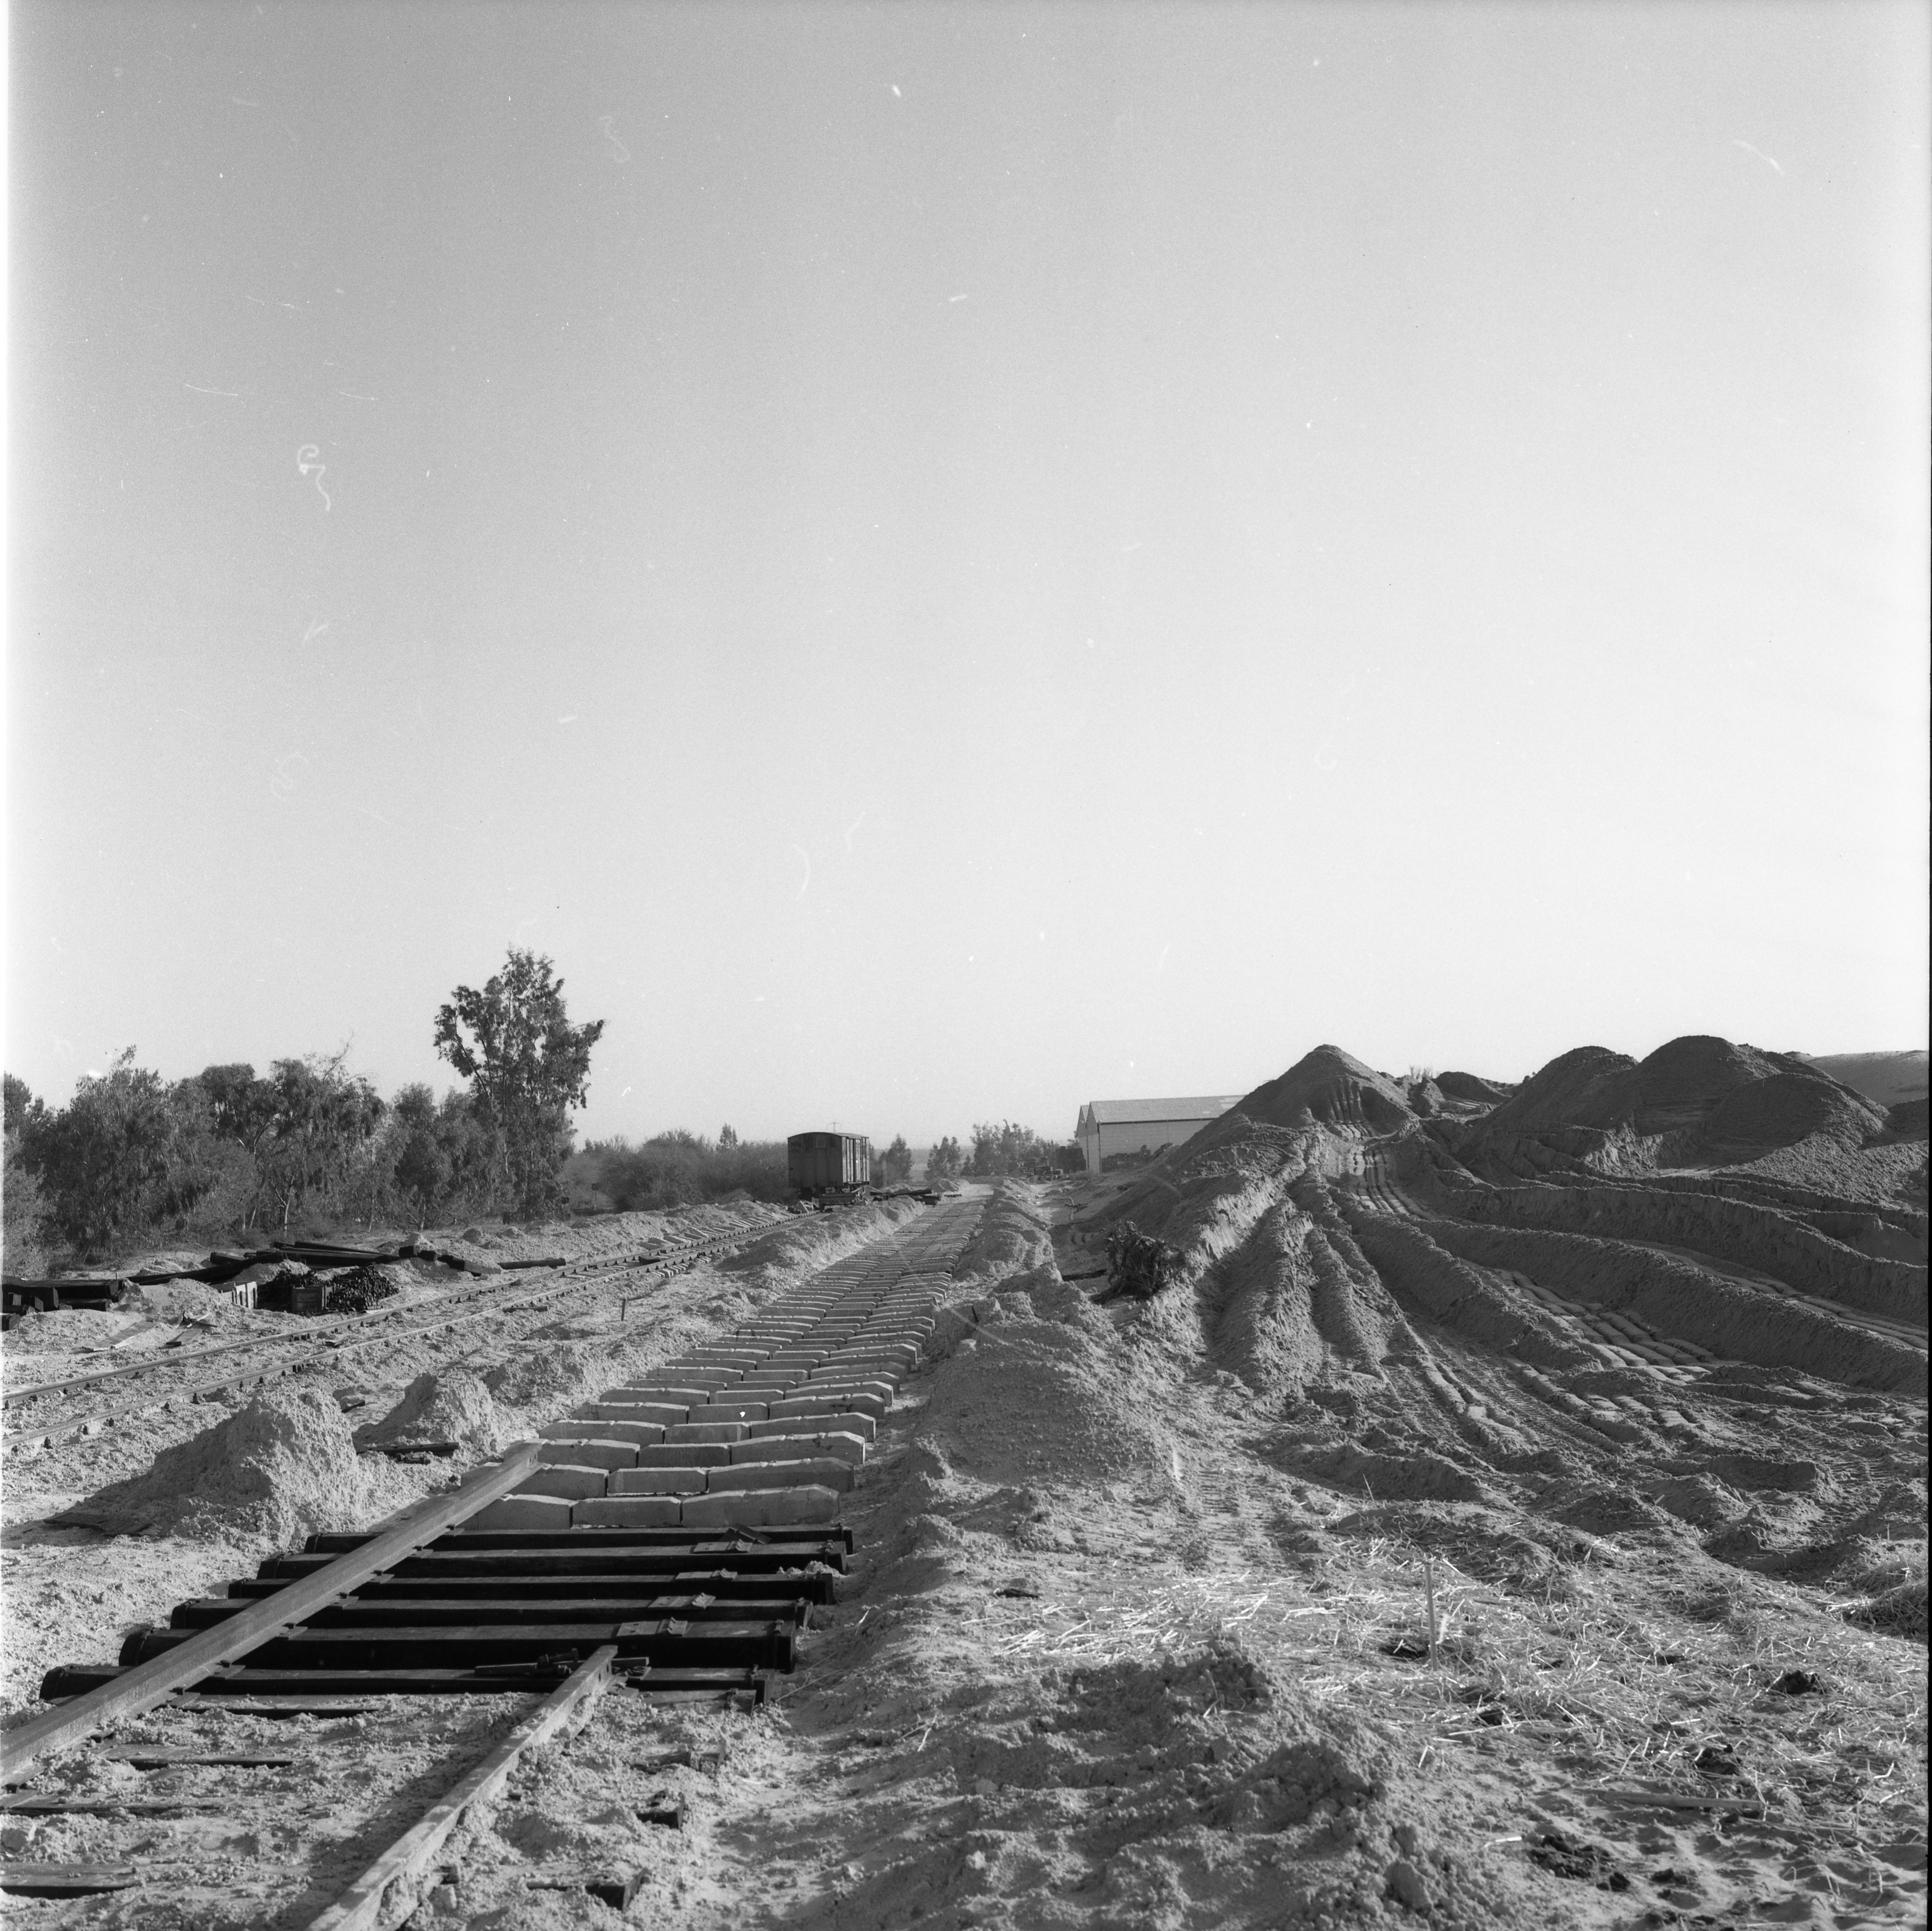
[964,1121,1083,1178]
[3,949,601,1271]
[0,941,1088,1274]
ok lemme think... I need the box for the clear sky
[7,1,1928,1147]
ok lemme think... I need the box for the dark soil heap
[1239,1045,1416,1135]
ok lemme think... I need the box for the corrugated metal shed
[1074,1096,1244,1175]
[1076,1096,1244,1130]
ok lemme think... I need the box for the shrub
[572,1132,789,1211]
[966,1120,1079,1178]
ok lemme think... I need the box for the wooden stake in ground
[304,1644,619,1931]
[1424,1559,1439,1662]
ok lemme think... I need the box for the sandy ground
[0,1200,913,1722]
[0,1043,1924,1928]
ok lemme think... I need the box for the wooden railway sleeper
[224,1568,837,1606]
[117,1617,798,1671]
[167,1592,813,1631]
[40,1663,767,1702]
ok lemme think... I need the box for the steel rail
[302,1644,620,1931]
[0,1442,547,1783]
[4,1272,561,1410]
[3,1229,760,1449]
[2,1227,747,1411]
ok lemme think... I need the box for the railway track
[0,1200,984,1921]
[0,1221,778,1456]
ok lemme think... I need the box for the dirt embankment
[1414,1164,1926,1325]
[0,1197,926,1721]
[667,1176,1924,1929]
[0,1170,1922,1929]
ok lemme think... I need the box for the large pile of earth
[1085,1033,1927,1597]
[1803,1050,1929,1110]
[49,1385,409,1544]
[1237,1045,1415,1135]
[1464,1035,1891,1176]
[359,1366,507,1454]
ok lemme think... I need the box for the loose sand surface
[0,1038,1924,1928]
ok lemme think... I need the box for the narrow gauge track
[1,1222,775,1456]
[0,1201,984,1921]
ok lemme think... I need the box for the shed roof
[1077,1096,1243,1129]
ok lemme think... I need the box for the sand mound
[1239,1045,1414,1135]
[481,1341,604,1417]
[956,1188,1055,1278]
[361,1368,506,1454]
[1469,1034,1888,1170]
[54,1385,388,1544]
[1436,1071,1512,1106]
[1804,1051,1930,1110]
[1478,1045,1637,1137]
[918,1309,1172,1493]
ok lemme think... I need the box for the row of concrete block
[474,1484,846,1533]
[499,1453,857,1500]
[536,1429,868,1469]
[538,1410,877,1448]
[468,1278,940,1534]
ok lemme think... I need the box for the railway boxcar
[786,1131,872,1201]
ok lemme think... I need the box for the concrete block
[574,1494,683,1528]
[586,1402,688,1429]
[747,1410,875,1442]
[708,1457,854,1493]
[646,1367,742,1388]
[686,1400,769,1424]
[667,1420,749,1444]
[468,1493,575,1532]
[573,1419,667,1446]
[737,1373,804,1390]
[679,1485,843,1529]
[635,1442,730,1468]
[604,1385,715,1407]
[768,1390,886,1422]
[610,1465,708,1495]
[536,1438,638,1470]
[731,1430,867,1468]
[821,1351,911,1373]
[795,1378,894,1405]
[520,1463,610,1501]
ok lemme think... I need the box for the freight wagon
[786,1131,873,1204]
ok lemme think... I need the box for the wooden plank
[171,1594,807,1629]
[303,1644,618,1931]
[41,1665,769,1700]
[226,1568,837,1604]
[94,1746,298,1768]
[128,1619,794,1672]
[0,1795,216,1815]
[168,1696,378,1718]
[0,1862,141,1896]
[0,1441,543,1784]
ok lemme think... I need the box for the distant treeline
[567,1128,790,1213]
[964,1122,1083,1178]
[3,946,604,1274]
[0,1025,1085,1281]
[2,1054,528,1274]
